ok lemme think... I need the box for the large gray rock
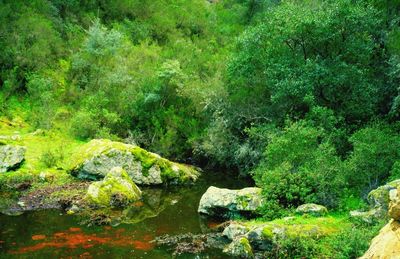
[0,145,25,173]
[198,186,263,218]
[295,203,328,216]
[70,139,199,185]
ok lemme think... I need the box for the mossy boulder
[86,167,142,207]
[223,237,254,258]
[69,139,200,185]
[198,186,263,219]
[295,203,328,217]
[351,179,400,221]
[0,145,25,173]
[368,179,400,211]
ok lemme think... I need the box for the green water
[0,173,251,258]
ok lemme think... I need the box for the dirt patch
[2,182,89,214]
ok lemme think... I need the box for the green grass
[242,214,351,239]
[0,117,85,190]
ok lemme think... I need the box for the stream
[0,172,252,258]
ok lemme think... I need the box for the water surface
[0,172,251,258]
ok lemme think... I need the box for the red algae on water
[69,227,82,232]
[31,235,47,241]
[9,226,155,254]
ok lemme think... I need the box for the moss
[0,119,84,191]
[86,168,141,207]
[262,227,274,239]
[236,195,250,209]
[239,237,254,257]
[244,214,351,240]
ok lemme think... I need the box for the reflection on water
[0,172,252,258]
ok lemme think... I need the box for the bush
[322,222,384,259]
[70,111,100,140]
[264,235,320,259]
[40,148,65,168]
[253,121,345,218]
[345,123,400,194]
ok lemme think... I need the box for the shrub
[264,235,320,259]
[253,121,345,218]
[345,123,400,194]
[322,222,384,259]
[40,148,65,168]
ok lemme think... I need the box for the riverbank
[0,117,386,258]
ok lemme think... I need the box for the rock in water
[361,188,400,258]
[198,186,263,218]
[86,167,142,207]
[0,145,25,173]
[295,203,328,216]
[69,139,200,185]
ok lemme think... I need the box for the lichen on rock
[69,139,200,185]
[198,186,263,218]
[223,237,254,258]
[350,179,400,222]
[86,167,142,208]
[295,203,328,217]
[0,144,26,173]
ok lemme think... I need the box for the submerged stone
[86,167,142,207]
[69,139,200,185]
[0,145,25,173]
[198,186,263,218]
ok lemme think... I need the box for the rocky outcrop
[295,203,328,216]
[86,167,142,207]
[350,180,400,223]
[69,139,200,185]
[0,144,25,172]
[361,188,400,258]
[198,186,263,218]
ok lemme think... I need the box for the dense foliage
[1,0,400,220]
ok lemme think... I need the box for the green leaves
[253,121,345,217]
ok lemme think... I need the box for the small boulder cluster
[197,186,328,258]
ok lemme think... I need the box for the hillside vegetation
[1,0,400,257]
